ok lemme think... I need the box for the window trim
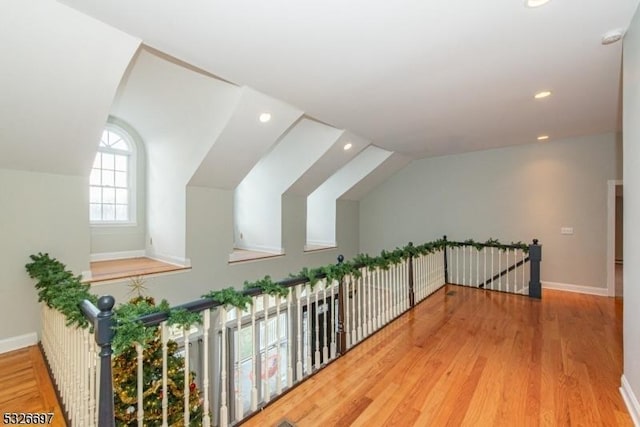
[90,123,138,227]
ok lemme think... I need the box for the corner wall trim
[621,375,640,426]
[0,332,38,354]
[541,281,609,296]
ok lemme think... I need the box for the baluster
[483,248,487,287]
[345,275,352,349]
[522,249,526,293]
[462,245,466,286]
[372,267,378,330]
[286,291,294,387]
[89,328,96,427]
[329,280,337,359]
[161,322,168,427]
[80,328,88,426]
[505,249,511,292]
[476,248,480,287]
[305,284,312,375]
[251,298,259,409]
[390,265,396,318]
[235,307,243,421]
[276,296,283,395]
[350,274,358,347]
[183,326,191,426]
[136,343,144,426]
[322,282,328,364]
[425,253,429,297]
[314,282,322,369]
[357,272,363,342]
[295,286,303,381]
[456,246,460,284]
[220,307,229,427]
[498,249,502,291]
[73,327,79,423]
[367,269,373,335]
[202,309,211,427]
[264,295,271,402]
[94,339,100,427]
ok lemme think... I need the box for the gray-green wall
[359,132,620,291]
[0,168,90,345]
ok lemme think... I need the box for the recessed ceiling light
[534,90,552,99]
[526,0,550,7]
[343,143,353,151]
[259,113,271,123]
[537,135,549,141]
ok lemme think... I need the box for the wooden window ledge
[88,257,190,284]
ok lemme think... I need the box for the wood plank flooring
[0,346,66,427]
[0,286,629,426]
[243,285,631,426]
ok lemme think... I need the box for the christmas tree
[113,279,204,426]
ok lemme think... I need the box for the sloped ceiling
[189,87,303,189]
[57,0,639,158]
[0,0,140,175]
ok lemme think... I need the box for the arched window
[90,126,136,224]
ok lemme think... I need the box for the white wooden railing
[40,238,540,426]
[40,304,100,426]
[447,242,531,295]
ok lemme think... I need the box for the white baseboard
[0,332,38,354]
[90,250,146,262]
[621,375,640,426]
[542,281,608,296]
[233,243,284,255]
[146,251,191,268]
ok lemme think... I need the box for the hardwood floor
[243,285,632,426]
[0,286,629,426]
[0,346,66,426]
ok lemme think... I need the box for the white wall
[360,133,620,290]
[234,118,342,252]
[308,146,392,246]
[110,48,242,264]
[92,188,360,307]
[622,3,640,421]
[0,168,90,341]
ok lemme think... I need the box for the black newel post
[408,242,415,308]
[336,255,347,354]
[528,239,542,299]
[443,235,449,284]
[96,295,116,427]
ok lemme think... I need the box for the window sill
[87,257,190,284]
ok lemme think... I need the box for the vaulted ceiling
[59,0,639,157]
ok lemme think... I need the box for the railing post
[336,255,347,354]
[408,242,415,308]
[95,296,116,427]
[443,235,449,284]
[528,239,542,299]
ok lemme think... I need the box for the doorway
[607,180,623,297]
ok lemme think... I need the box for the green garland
[25,253,97,328]
[244,275,290,298]
[26,237,530,351]
[447,238,529,253]
[202,287,252,310]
